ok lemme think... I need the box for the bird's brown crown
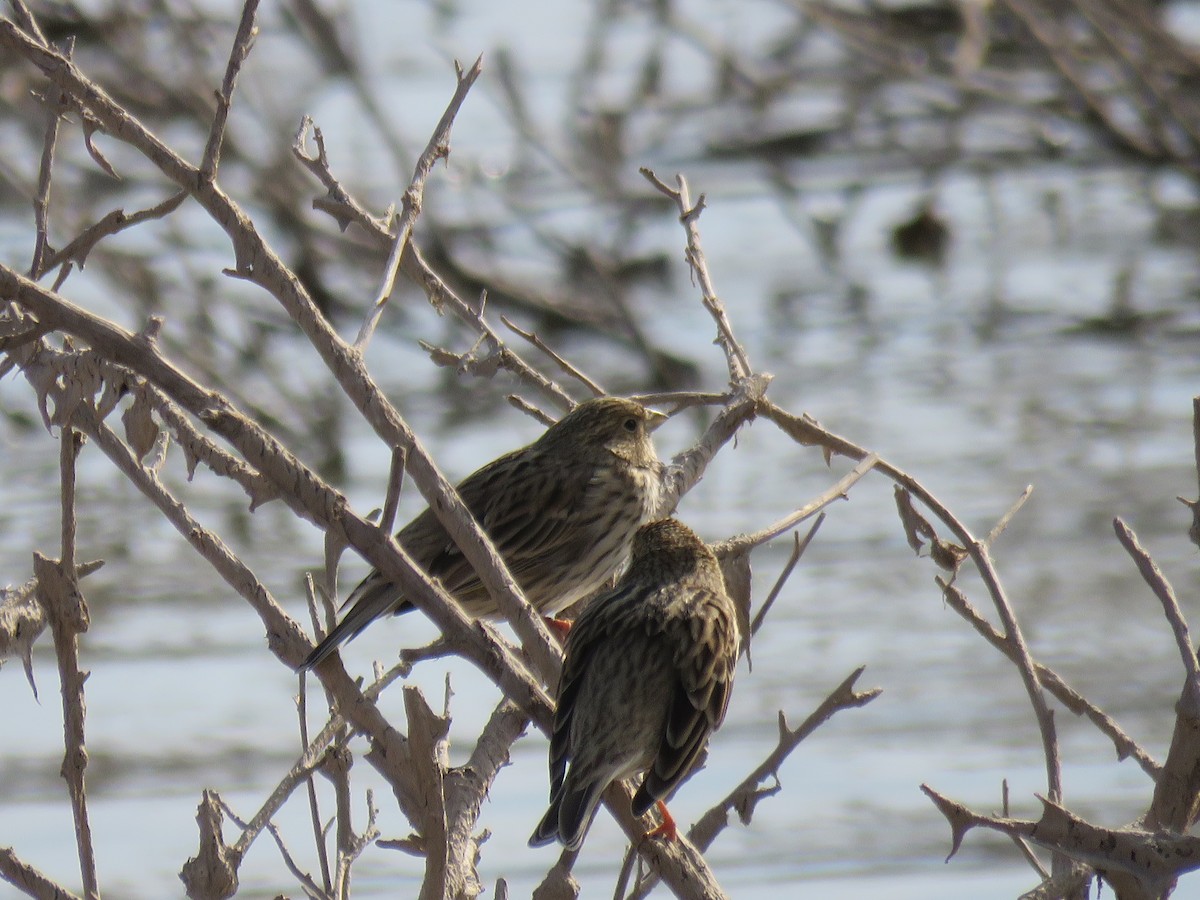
[629,518,716,574]
[539,397,663,468]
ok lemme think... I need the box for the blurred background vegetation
[5,0,1200,896]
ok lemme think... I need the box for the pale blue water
[4,0,1200,897]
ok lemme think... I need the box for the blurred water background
[3,0,1200,896]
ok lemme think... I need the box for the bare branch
[1113,518,1200,711]
[1113,518,1200,832]
[227,718,327,863]
[712,453,878,556]
[355,57,484,352]
[749,523,817,641]
[143,381,281,510]
[380,445,407,536]
[31,47,69,280]
[506,393,558,426]
[199,0,259,180]
[0,265,559,725]
[921,785,1200,896]
[2,273,731,895]
[0,30,566,684]
[179,791,241,900]
[317,529,345,640]
[630,391,729,411]
[46,388,440,842]
[0,846,83,900]
[638,168,751,383]
[296,664,334,895]
[625,668,881,900]
[1182,396,1200,550]
[0,559,102,701]
[659,375,770,514]
[265,819,325,898]
[938,580,1160,778]
[502,315,605,397]
[761,401,1065,822]
[36,193,188,283]
[291,116,578,412]
[292,118,386,233]
[334,790,379,899]
[5,1,49,46]
[445,699,530,838]
[688,667,880,851]
[398,686,453,900]
[9,11,1193,897]
[985,485,1034,547]
[32,425,97,900]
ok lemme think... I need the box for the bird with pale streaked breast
[529,518,740,852]
[300,397,666,670]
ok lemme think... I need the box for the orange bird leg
[543,616,572,643]
[643,800,678,842]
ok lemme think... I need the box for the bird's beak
[645,409,669,432]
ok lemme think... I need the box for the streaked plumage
[300,397,664,670]
[529,518,739,852]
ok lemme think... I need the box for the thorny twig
[3,288,731,894]
[761,402,1065,793]
[30,41,69,281]
[33,426,98,900]
[713,453,879,557]
[0,558,102,701]
[0,19,568,687]
[0,847,83,900]
[355,57,484,352]
[1113,517,1200,835]
[749,523,817,641]
[297,639,335,895]
[293,117,578,410]
[937,579,1160,778]
[921,785,1198,897]
[1113,519,1200,714]
[622,668,881,900]
[502,315,606,397]
[690,667,881,850]
[34,192,189,282]
[639,168,752,384]
[199,0,259,179]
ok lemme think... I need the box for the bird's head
[628,518,715,575]
[543,397,665,468]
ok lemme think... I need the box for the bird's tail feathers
[298,571,407,670]
[528,799,562,848]
[631,781,664,818]
[528,778,605,851]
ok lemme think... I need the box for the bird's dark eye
[623,417,638,432]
